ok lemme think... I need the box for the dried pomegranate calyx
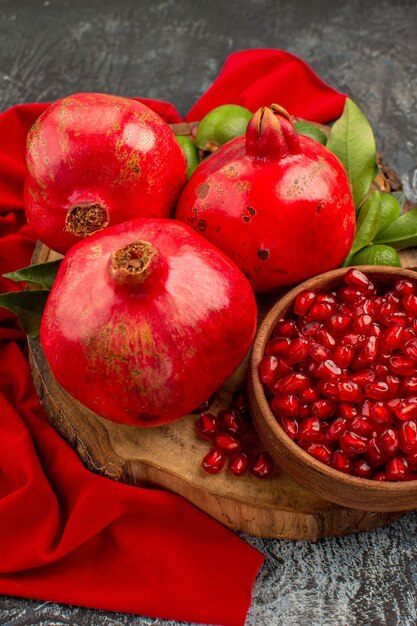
[64,202,109,237]
[107,240,163,287]
[246,104,300,160]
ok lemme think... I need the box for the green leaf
[343,191,381,266]
[374,208,417,249]
[326,99,376,207]
[392,191,406,211]
[0,290,49,338]
[3,259,61,290]
[294,121,327,145]
[377,193,401,234]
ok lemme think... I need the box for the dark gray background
[1,0,417,624]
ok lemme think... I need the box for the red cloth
[0,50,346,625]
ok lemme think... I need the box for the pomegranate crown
[246,103,300,160]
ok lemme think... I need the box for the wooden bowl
[249,265,417,512]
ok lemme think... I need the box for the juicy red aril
[344,268,373,293]
[402,338,417,360]
[213,433,241,454]
[305,442,331,464]
[218,409,242,436]
[326,417,348,441]
[270,394,299,417]
[265,337,290,356]
[328,315,352,335]
[301,321,323,337]
[316,359,341,380]
[315,329,336,349]
[350,416,375,438]
[399,420,417,453]
[338,402,358,419]
[294,289,316,315]
[351,352,368,372]
[308,302,334,321]
[299,417,322,441]
[350,369,375,386]
[338,380,363,403]
[331,449,353,474]
[275,372,310,394]
[317,380,339,400]
[373,472,387,481]
[196,413,219,440]
[312,399,336,420]
[406,451,417,470]
[354,298,375,317]
[365,381,390,401]
[385,375,401,398]
[287,337,310,364]
[271,358,293,378]
[354,459,373,479]
[403,327,416,343]
[353,314,373,334]
[338,286,363,303]
[368,437,386,467]
[251,452,274,478]
[309,342,331,362]
[402,375,417,395]
[402,294,417,316]
[280,416,299,440]
[202,449,225,474]
[229,452,249,476]
[369,402,392,426]
[394,397,417,421]
[273,319,299,338]
[375,301,397,325]
[362,335,379,363]
[385,456,408,480]
[299,385,320,403]
[259,355,279,384]
[333,345,354,368]
[339,431,369,454]
[389,312,407,326]
[374,364,389,379]
[378,427,400,454]
[341,333,364,347]
[359,398,372,417]
[395,279,416,296]
[389,355,416,376]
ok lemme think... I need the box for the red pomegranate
[40,218,257,427]
[25,93,187,254]
[176,104,355,294]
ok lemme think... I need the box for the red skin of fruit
[40,218,257,427]
[176,104,355,294]
[25,93,187,254]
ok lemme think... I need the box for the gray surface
[1,0,417,624]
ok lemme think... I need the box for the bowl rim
[250,264,417,492]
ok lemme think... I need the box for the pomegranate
[259,269,417,481]
[40,218,257,426]
[25,93,187,254]
[176,104,355,294]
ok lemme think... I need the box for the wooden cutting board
[28,242,417,540]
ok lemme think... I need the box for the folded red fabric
[0,49,346,626]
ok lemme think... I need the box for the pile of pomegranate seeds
[196,391,274,479]
[259,268,417,482]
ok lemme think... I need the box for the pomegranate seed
[402,294,417,316]
[287,337,310,364]
[308,302,334,321]
[294,289,316,315]
[213,433,241,454]
[270,394,299,417]
[388,311,407,326]
[273,319,299,338]
[316,293,337,306]
[331,449,353,474]
[385,456,408,480]
[386,291,401,307]
[375,301,397,326]
[341,333,364,347]
[402,327,416,343]
[395,397,417,421]
[373,472,387,481]
[328,314,352,335]
[309,342,331,362]
[344,268,373,293]
[315,329,336,349]
[271,358,293,378]
[300,321,323,337]
[402,375,417,395]
[379,427,400,454]
[326,417,348,441]
[299,417,322,441]
[369,402,392,426]
[359,398,372,418]
[385,375,401,398]
[275,372,310,394]
[374,364,389,379]
[350,416,375,438]
[298,403,310,419]
[333,345,354,368]
[362,335,379,363]
[229,452,249,477]
[395,279,416,296]
[353,314,373,334]
[338,380,363,403]
[351,352,368,371]
[202,449,225,474]
[350,369,375,386]
[354,459,373,478]
[316,359,341,380]
[353,298,375,317]
[312,399,336,420]
[399,420,417,453]
[259,355,279,384]
[280,416,299,440]
[338,402,358,420]
[251,452,274,478]
[338,286,363,303]
[339,431,369,454]
[218,409,242,436]
[370,323,382,338]
[265,337,291,356]
[299,385,320,403]
[406,451,417,470]
[304,442,331,464]
[389,355,416,376]
[367,437,386,467]
[196,413,219,440]
[402,338,417,360]
[365,381,391,401]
